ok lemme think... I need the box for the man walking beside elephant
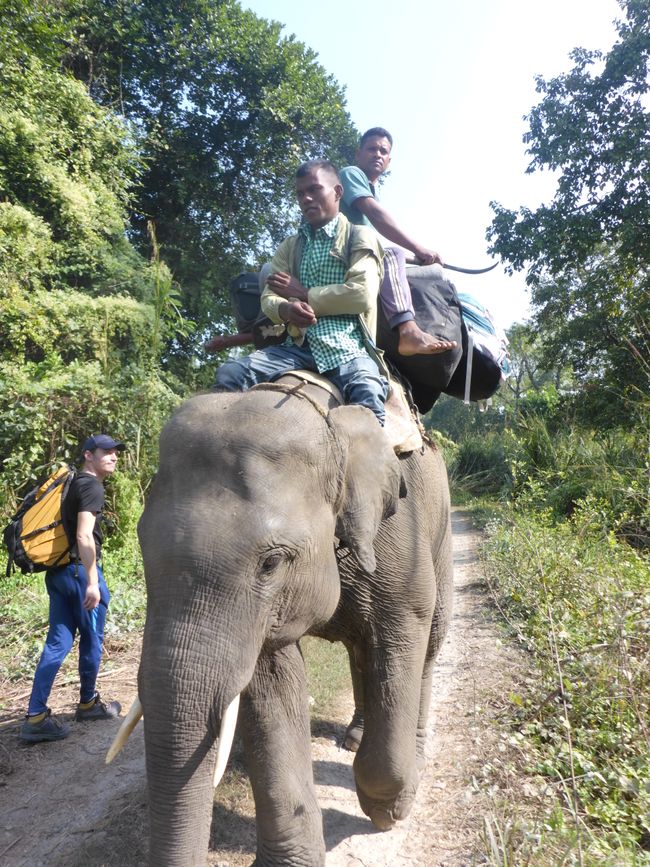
[215,159,390,425]
[340,127,456,358]
[20,434,124,743]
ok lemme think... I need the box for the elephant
[110,379,453,866]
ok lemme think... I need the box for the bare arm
[354,196,442,265]
[77,510,100,610]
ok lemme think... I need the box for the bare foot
[397,321,458,356]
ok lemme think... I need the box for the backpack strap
[346,223,381,263]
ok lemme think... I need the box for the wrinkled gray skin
[137,386,453,866]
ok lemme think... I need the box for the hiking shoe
[20,709,70,743]
[75,694,122,722]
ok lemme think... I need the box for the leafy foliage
[502,323,568,417]
[449,432,510,496]
[444,402,649,548]
[507,417,649,543]
[487,0,650,420]
[0,50,150,296]
[0,288,183,500]
[482,508,650,858]
[0,0,77,66]
[62,0,359,332]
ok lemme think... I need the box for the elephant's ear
[329,405,403,574]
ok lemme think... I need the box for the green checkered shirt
[291,215,367,373]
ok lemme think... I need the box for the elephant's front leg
[240,643,325,867]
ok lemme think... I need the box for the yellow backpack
[3,465,76,576]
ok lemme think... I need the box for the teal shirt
[292,215,368,373]
[339,166,376,227]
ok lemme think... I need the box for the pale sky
[241,0,622,327]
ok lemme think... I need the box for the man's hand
[412,246,443,266]
[267,272,309,301]
[83,583,101,610]
[278,300,317,328]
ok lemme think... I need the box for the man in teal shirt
[340,127,456,358]
[215,160,388,425]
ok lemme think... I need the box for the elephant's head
[116,388,403,865]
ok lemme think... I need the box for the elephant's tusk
[213,694,240,787]
[105,696,144,764]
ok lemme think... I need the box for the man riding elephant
[340,126,457,358]
[214,159,389,425]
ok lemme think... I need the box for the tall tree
[0,2,187,502]
[487,0,650,420]
[0,1,150,297]
[62,0,359,331]
[503,323,567,416]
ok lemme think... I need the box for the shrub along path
[0,511,526,866]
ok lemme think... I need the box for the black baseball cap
[81,434,126,454]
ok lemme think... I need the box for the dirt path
[0,510,521,866]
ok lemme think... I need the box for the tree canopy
[0,0,358,502]
[62,0,359,331]
[0,0,152,297]
[487,0,650,420]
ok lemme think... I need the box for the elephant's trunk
[144,712,217,866]
[105,693,238,787]
[138,611,253,867]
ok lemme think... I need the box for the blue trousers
[27,563,110,715]
[215,343,388,425]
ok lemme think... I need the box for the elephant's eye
[260,552,284,574]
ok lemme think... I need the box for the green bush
[481,508,650,858]
[449,431,511,496]
[426,428,458,466]
[0,202,54,290]
[0,53,149,295]
[0,287,154,365]
[102,539,147,637]
[0,363,180,502]
[507,417,649,548]
[0,286,185,503]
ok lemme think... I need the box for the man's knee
[335,358,388,425]
[214,359,248,391]
[383,246,407,268]
[43,628,74,659]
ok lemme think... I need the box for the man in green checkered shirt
[215,160,389,424]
